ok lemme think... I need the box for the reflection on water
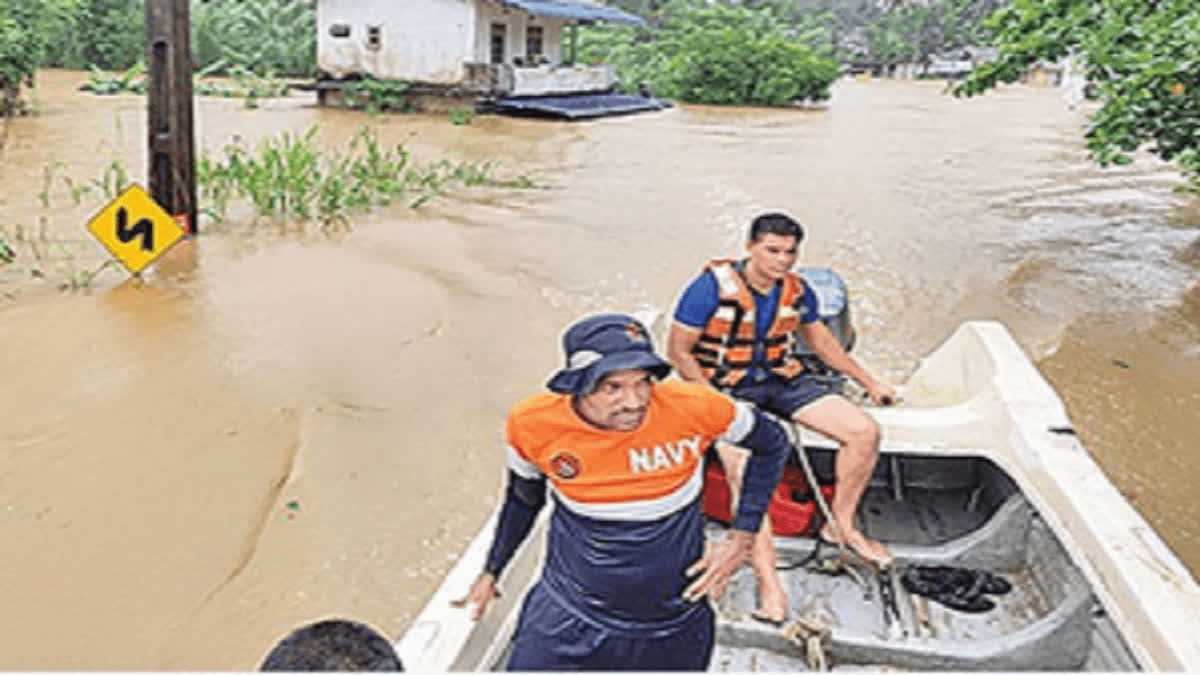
[0,70,1196,668]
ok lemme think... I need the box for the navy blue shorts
[506,582,715,671]
[726,375,835,420]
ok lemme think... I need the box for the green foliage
[341,79,415,114]
[193,63,291,99]
[0,0,55,110]
[671,27,839,105]
[577,2,840,106]
[80,60,147,94]
[596,0,1003,74]
[81,59,289,101]
[448,106,476,126]
[92,157,130,201]
[857,0,1005,69]
[74,0,145,70]
[0,231,14,263]
[191,0,315,77]
[16,0,315,76]
[955,0,1200,189]
[196,126,538,226]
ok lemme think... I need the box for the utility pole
[145,0,197,236]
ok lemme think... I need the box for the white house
[316,0,646,100]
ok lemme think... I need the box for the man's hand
[682,530,754,603]
[865,381,897,407]
[451,572,501,620]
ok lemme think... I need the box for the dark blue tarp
[493,93,670,119]
[498,0,646,26]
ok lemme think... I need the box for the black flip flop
[934,591,996,613]
[979,570,1013,595]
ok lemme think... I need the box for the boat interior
[394,323,1189,672]
[708,447,1143,672]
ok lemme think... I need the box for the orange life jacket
[692,259,805,388]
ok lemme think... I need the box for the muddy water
[0,70,1196,668]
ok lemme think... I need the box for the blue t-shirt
[674,264,820,381]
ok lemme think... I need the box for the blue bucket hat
[547,314,672,396]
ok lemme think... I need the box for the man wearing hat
[456,313,792,671]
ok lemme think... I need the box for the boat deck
[706,452,1140,671]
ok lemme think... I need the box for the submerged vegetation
[196,126,537,226]
[341,79,415,114]
[448,107,476,126]
[578,3,839,105]
[0,126,536,293]
[81,59,292,108]
[0,232,14,263]
[580,0,1007,105]
[80,61,147,95]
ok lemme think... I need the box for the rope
[787,421,845,559]
[782,613,832,671]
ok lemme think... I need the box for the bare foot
[755,582,789,624]
[819,525,893,567]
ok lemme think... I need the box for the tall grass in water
[197,126,537,226]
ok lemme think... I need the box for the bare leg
[792,396,892,566]
[715,441,788,621]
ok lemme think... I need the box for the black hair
[260,619,404,671]
[748,212,805,243]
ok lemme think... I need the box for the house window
[526,25,543,62]
[366,24,382,51]
[330,23,351,38]
[490,22,506,64]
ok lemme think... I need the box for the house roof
[493,92,668,118]
[497,0,646,26]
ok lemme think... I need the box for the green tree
[955,0,1200,191]
[578,2,840,106]
[75,0,145,70]
[0,0,56,113]
[192,0,315,77]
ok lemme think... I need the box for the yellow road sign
[87,184,186,275]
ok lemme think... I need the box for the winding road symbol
[115,207,155,252]
[86,184,185,275]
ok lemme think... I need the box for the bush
[577,3,840,106]
[192,0,315,77]
[341,79,413,114]
[672,29,839,105]
[0,0,60,112]
[75,0,146,71]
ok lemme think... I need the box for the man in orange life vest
[667,212,897,624]
[456,314,791,670]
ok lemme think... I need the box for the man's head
[547,314,671,431]
[746,212,804,282]
[260,619,403,671]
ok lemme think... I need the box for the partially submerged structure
[315,0,669,118]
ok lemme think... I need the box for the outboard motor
[794,267,855,392]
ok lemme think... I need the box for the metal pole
[146,0,197,236]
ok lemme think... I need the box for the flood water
[1,69,1197,668]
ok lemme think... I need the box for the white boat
[393,321,1200,671]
